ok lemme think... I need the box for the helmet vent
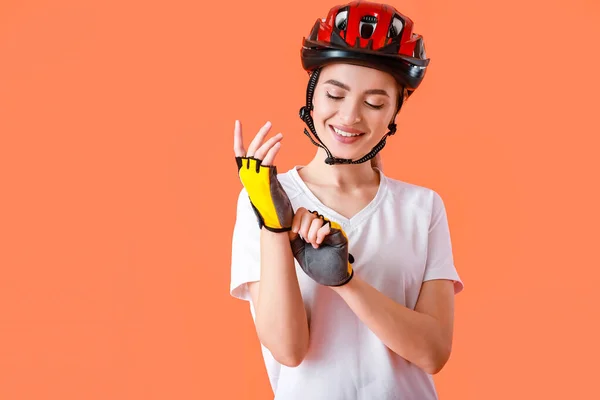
[360,15,377,39]
[335,9,348,30]
[388,15,404,38]
[412,35,427,59]
[361,15,377,23]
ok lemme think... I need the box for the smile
[329,125,366,144]
[331,126,365,137]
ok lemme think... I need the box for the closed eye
[326,92,385,110]
[325,92,344,100]
[366,102,384,109]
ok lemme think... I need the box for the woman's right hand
[233,120,283,166]
[289,209,354,286]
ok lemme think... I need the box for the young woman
[231,2,464,399]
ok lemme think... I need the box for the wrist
[330,274,358,293]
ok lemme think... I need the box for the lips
[329,124,365,144]
[330,124,364,135]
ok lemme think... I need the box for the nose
[338,98,362,125]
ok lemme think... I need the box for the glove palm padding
[236,156,293,232]
[291,217,353,286]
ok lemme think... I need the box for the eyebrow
[323,79,390,97]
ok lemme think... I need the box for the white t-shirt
[230,165,464,400]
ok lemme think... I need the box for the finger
[307,218,325,247]
[291,208,307,234]
[261,141,281,166]
[320,228,347,247]
[315,223,331,245]
[246,121,272,158]
[298,211,315,241]
[233,120,245,157]
[255,132,283,162]
[288,229,298,242]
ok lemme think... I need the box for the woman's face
[311,63,400,161]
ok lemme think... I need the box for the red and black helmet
[301,0,429,98]
[298,1,429,165]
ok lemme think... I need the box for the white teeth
[333,126,363,137]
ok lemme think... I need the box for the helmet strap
[299,68,335,159]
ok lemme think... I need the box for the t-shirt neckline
[289,165,388,230]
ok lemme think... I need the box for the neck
[299,148,380,189]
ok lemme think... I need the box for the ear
[390,107,400,126]
[391,87,407,122]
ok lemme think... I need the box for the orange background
[1,0,599,399]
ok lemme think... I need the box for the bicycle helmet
[299,1,430,165]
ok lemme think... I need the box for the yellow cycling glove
[236,156,294,232]
[290,211,354,286]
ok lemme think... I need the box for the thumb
[320,228,347,247]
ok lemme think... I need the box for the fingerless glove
[290,211,354,286]
[236,156,294,232]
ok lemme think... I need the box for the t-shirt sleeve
[229,187,262,302]
[423,191,464,294]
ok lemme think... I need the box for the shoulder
[275,166,303,201]
[382,173,444,216]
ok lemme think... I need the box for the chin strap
[299,68,403,165]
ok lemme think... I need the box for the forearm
[332,276,449,374]
[255,228,309,366]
